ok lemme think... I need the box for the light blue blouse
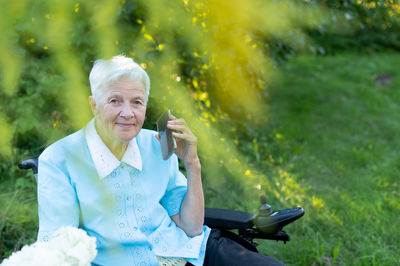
[37,120,210,266]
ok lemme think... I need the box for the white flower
[52,227,97,265]
[1,227,97,266]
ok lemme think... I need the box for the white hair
[89,55,150,103]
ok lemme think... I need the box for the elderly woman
[37,55,284,266]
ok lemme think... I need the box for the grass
[251,52,400,265]
[0,168,38,259]
[1,52,400,265]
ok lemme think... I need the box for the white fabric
[157,256,187,266]
[85,118,142,179]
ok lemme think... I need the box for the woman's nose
[119,103,134,118]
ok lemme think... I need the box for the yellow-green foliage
[0,0,344,206]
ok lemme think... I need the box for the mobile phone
[156,110,177,160]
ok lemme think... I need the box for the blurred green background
[1,0,399,264]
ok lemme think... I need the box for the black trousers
[188,229,285,266]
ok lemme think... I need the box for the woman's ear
[89,96,98,116]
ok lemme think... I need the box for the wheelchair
[19,157,304,253]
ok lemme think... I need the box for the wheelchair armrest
[204,208,256,230]
[18,158,39,175]
[254,207,305,233]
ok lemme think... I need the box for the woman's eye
[134,100,143,105]
[110,99,119,104]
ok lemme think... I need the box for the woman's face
[90,78,147,144]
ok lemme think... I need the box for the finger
[169,113,177,120]
[167,123,188,132]
[168,118,186,125]
[172,132,197,144]
[155,133,160,141]
[169,124,195,139]
[172,132,190,141]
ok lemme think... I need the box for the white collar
[85,119,142,179]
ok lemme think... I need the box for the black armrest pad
[204,208,255,229]
[254,207,305,233]
[18,158,39,174]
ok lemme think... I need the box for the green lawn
[253,52,400,265]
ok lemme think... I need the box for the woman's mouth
[116,123,134,128]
